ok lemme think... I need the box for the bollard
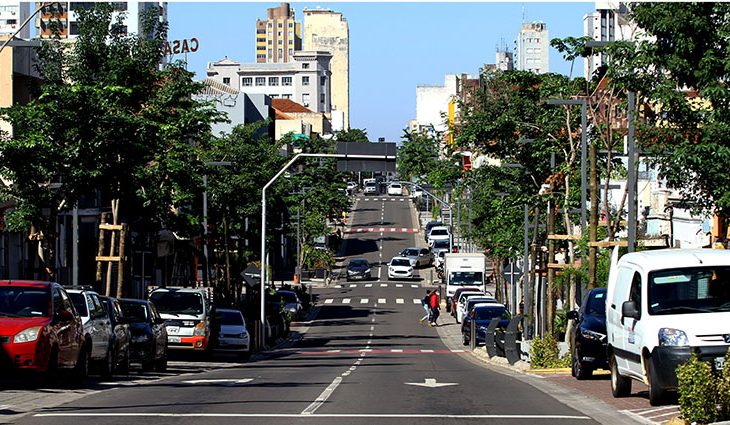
[504,315,523,365]
[485,317,500,357]
[470,317,476,351]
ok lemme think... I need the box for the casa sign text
[165,38,199,56]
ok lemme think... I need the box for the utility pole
[589,117,598,288]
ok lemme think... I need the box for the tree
[335,128,370,143]
[0,4,219,281]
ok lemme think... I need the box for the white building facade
[206,51,333,115]
[0,1,30,38]
[515,21,549,74]
[583,1,638,79]
[415,74,468,134]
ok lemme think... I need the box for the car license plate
[169,336,181,343]
[167,326,179,334]
[715,357,725,371]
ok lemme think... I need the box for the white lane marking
[450,349,465,353]
[379,227,385,232]
[327,349,341,353]
[324,299,334,304]
[370,326,375,331]
[390,228,396,232]
[396,284,403,288]
[365,283,373,288]
[335,285,343,288]
[359,349,373,352]
[391,349,403,353]
[368,227,374,232]
[378,267,382,279]
[401,227,408,232]
[420,349,434,353]
[378,298,386,304]
[349,284,356,288]
[35,414,592,420]
[396,298,404,304]
[342,298,351,304]
[380,283,387,287]
[360,298,369,304]
[411,284,418,288]
[405,378,458,388]
[182,379,252,385]
[400,198,404,202]
[413,298,421,304]
[301,376,343,415]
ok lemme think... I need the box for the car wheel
[610,354,631,397]
[72,344,89,384]
[100,345,114,378]
[648,359,667,406]
[154,354,167,372]
[462,333,469,346]
[572,346,593,380]
[117,347,130,375]
[45,346,60,386]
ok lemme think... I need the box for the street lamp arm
[0,2,54,55]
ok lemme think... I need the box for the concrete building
[496,49,514,71]
[35,2,166,39]
[302,7,349,130]
[0,1,30,38]
[415,74,469,134]
[583,1,640,80]
[206,51,332,115]
[195,78,270,137]
[272,98,331,141]
[515,21,549,74]
[255,2,301,64]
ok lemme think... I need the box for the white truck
[443,253,487,312]
[149,287,214,352]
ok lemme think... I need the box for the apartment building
[255,3,301,64]
[515,21,549,74]
[302,7,348,130]
[206,50,332,114]
[0,1,30,38]
[583,1,639,79]
[35,2,166,39]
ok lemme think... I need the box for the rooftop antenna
[522,4,525,23]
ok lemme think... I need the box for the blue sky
[167,2,594,142]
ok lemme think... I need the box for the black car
[567,287,608,380]
[99,296,131,374]
[346,258,371,281]
[461,303,511,346]
[118,298,168,372]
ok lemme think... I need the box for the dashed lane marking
[342,298,351,304]
[324,299,334,304]
[378,298,386,304]
[396,299,404,304]
[360,299,369,304]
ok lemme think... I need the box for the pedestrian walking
[419,290,431,324]
[429,290,440,327]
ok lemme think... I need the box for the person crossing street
[428,289,440,327]
[419,290,431,324]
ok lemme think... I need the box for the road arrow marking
[182,379,253,385]
[405,378,458,388]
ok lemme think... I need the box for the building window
[257,37,265,43]
[282,76,292,86]
[255,77,265,86]
[302,63,310,69]
[278,40,283,45]
[278,49,283,56]
[302,76,310,86]
[302,93,310,107]
[269,77,279,86]
[70,22,79,35]
[289,49,294,55]
[268,39,272,45]
[320,93,325,103]
[283,94,292,99]
[320,76,326,86]
[223,77,230,85]
[288,22,293,28]
[278,31,282,37]
[278,22,283,28]
[242,77,253,86]
[257,54,266,60]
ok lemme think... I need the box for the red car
[0,280,87,380]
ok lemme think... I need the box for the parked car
[275,290,303,321]
[457,295,498,324]
[427,226,451,247]
[424,221,443,242]
[431,239,451,255]
[461,303,511,346]
[399,247,433,268]
[448,287,483,315]
[346,181,358,194]
[387,183,403,196]
[346,258,372,281]
[388,256,414,280]
[213,309,250,359]
[0,280,87,381]
[410,186,423,199]
[435,250,447,269]
[118,298,167,372]
[149,287,213,352]
[99,296,131,375]
[567,287,607,380]
[66,287,115,378]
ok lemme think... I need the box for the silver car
[400,247,434,268]
[214,309,250,359]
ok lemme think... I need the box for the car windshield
[584,289,607,316]
[474,306,508,321]
[433,240,449,249]
[430,229,448,236]
[403,249,418,256]
[150,291,204,315]
[0,286,49,317]
[649,266,730,315]
[218,311,244,326]
[67,292,88,316]
[390,184,401,189]
[277,292,298,304]
[391,258,410,267]
[349,259,368,268]
[365,183,376,188]
[450,272,483,286]
[120,302,149,323]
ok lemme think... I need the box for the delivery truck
[443,253,487,312]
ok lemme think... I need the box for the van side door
[608,265,636,372]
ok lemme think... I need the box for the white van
[149,287,214,352]
[606,248,730,406]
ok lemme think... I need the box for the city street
[2,193,601,425]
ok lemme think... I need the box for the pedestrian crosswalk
[321,297,423,306]
[334,283,420,289]
[298,348,466,355]
[361,197,407,202]
[345,227,419,234]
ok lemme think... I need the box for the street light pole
[411,183,453,252]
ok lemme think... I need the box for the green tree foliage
[0,4,219,277]
[397,129,462,188]
[335,128,369,143]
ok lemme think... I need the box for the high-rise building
[583,1,638,79]
[515,21,549,74]
[302,7,349,130]
[0,1,30,38]
[496,49,514,71]
[255,3,301,64]
[35,2,166,39]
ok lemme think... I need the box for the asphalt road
[6,193,599,425]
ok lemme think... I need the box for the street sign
[502,265,522,283]
[242,265,261,287]
[336,142,396,172]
